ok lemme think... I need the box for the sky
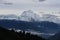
[0,0,60,15]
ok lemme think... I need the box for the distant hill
[0,19,60,38]
[0,26,45,40]
[0,19,60,33]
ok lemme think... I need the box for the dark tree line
[0,27,45,40]
[11,29,45,40]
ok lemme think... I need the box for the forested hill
[0,26,45,40]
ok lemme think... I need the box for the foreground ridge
[0,26,45,40]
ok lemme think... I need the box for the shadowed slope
[0,26,45,40]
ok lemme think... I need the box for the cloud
[0,0,4,3]
[0,0,60,10]
[39,0,45,2]
[3,3,13,5]
[0,0,13,5]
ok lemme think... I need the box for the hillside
[0,26,45,40]
[0,19,59,38]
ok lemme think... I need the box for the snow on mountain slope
[0,10,60,23]
[0,14,19,20]
[19,10,60,23]
[40,14,60,23]
[19,10,40,22]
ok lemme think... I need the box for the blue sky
[0,0,60,15]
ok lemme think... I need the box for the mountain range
[0,19,60,38]
[0,10,60,23]
[0,10,60,39]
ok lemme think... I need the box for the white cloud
[0,0,60,9]
[0,9,22,15]
[0,0,60,15]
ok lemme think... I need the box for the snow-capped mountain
[19,10,60,23]
[0,10,60,23]
[40,14,60,23]
[19,10,40,22]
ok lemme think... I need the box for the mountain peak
[22,10,34,15]
[20,10,40,22]
[24,10,33,13]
